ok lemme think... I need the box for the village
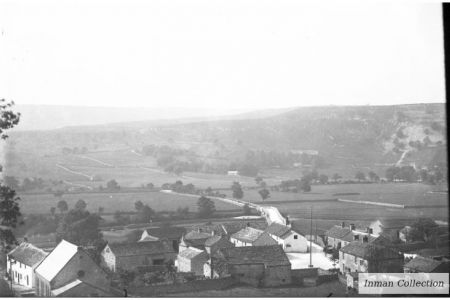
[2,195,449,297]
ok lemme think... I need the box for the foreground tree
[197,196,216,218]
[0,100,21,257]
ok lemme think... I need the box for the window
[294,235,298,239]
[359,259,364,266]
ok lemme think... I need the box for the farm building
[101,240,176,272]
[7,242,48,289]
[230,227,277,247]
[211,245,292,287]
[176,247,209,276]
[34,240,111,297]
[339,238,404,274]
[139,226,186,252]
[369,219,413,242]
[204,235,234,254]
[179,230,213,252]
[404,256,449,273]
[265,222,308,252]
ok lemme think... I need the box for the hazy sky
[0,0,445,110]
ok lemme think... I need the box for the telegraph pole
[309,205,313,268]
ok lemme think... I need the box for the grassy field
[17,191,237,215]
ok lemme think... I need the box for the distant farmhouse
[325,222,379,249]
[34,240,111,297]
[7,242,48,289]
[101,240,176,272]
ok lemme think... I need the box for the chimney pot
[350,224,355,231]
[341,222,345,228]
[367,227,373,234]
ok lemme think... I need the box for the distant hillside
[3,103,447,181]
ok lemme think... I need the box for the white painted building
[6,242,48,289]
[265,222,308,253]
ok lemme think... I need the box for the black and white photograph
[0,0,448,297]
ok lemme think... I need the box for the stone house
[230,227,277,247]
[6,242,48,289]
[34,240,111,297]
[209,245,292,287]
[176,247,209,275]
[339,238,404,274]
[325,223,378,250]
[204,235,234,254]
[265,222,308,252]
[101,240,176,272]
[369,219,412,241]
[139,226,186,252]
[404,256,449,273]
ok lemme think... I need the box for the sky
[0,0,446,111]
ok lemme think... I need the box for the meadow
[17,191,238,215]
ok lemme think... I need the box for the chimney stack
[341,222,345,228]
[350,224,355,231]
[366,227,373,234]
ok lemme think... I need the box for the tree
[355,171,366,182]
[57,200,69,214]
[299,178,311,192]
[197,196,216,218]
[318,174,328,185]
[106,179,120,191]
[136,205,155,223]
[254,176,263,185]
[258,188,270,201]
[0,186,22,253]
[231,182,244,199]
[56,208,103,246]
[368,171,379,182]
[0,100,21,257]
[134,201,144,212]
[3,176,19,190]
[242,203,251,215]
[50,207,56,216]
[53,190,64,198]
[332,173,342,183]
[74,199,87,211]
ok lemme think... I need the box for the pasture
[17,191,238,215]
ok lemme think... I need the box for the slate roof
[108,240,174,257]
[178,248,207,260]
[324,225,352,239]
[191,220,268,236]
[184,230,213,240]
[51,279,114,297]
[8,242,48,267]
[143,227,186,240]
[340,242,402,260]
[35,240,79,282]
[404,256,447,273]
[252,232,278,246]
[204,235,234,249]
[376,219,414,229]
[230,227,264,243]
[216,245,290,267]
[265,222,292,238]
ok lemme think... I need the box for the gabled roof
[324,225,352,239]
[184,230,213,240]
[8,242,48,267]
[35,240,79,282]
[204,235,233,249]
[253,232,278,246]
[230,227,264,243]
[142,227,186,240]
[404,256,447,273]
[265,223,293,238]
[216,245,290,267]
[178,247,208,260]
[340,242,402,260]
[191,221,268,236]
[51,279,113,297]
[108,241,174,257]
